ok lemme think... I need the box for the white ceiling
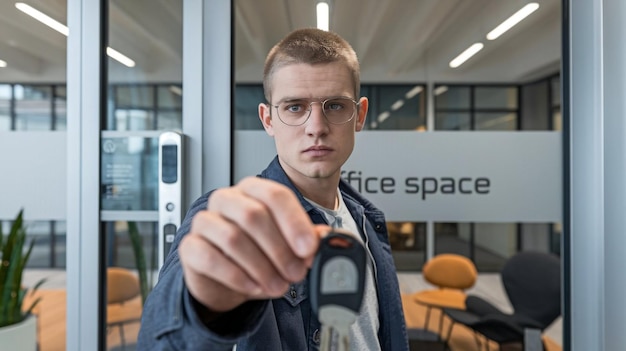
[0,0,561,84]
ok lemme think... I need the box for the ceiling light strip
[377,111,390,123]
[390,99,405,111]
[14,2,135,67]
[434,86,448,96]
[405,86,423,99]
[106,48,136,67]
[449,43,484,68]
[169,85,183,96]
[15,2,69,36]
[486,3,540,40]
[317,2,329,31]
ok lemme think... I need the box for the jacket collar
[258,156,383,217]
[258,156,316,213]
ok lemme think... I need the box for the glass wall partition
[0,1,69,350]
[0,84,10,130]
[362,84,427,131]
[433,79,561,272]
[435,84,519,131]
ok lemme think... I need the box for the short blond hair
[263,28,360,102]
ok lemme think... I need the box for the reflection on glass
[114,109,155,131]
[0,84,68,131]
[551,76,561,108]
[105,221,157,277]
[474,87,518,109]
[367,85,426,130]
[108,85,182,131]
[54,86,67,130]
[104,221,157,349]
[435,222,472,258]
[158,85,182,109]
[0,84,10,99]
[387,221,426,271]
[521,80,548,130]
[435,112,471,130]
[473,223,517,271]
[54,221,67,268]
[435,86,470,109]
[552,111,562,131]
[157,111,182,130]
[550,76,561,131]
[475,112,517,130]
[116,86,154,109]
[15,84,52,131]
[0,84,10,131]
[235,85,265,130]
[435,222,558,272]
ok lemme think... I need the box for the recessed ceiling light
[449,43,484,68]
[487,3,540,40]
[0,59,7,68]
[317,2,329,31]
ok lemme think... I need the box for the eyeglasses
[270,97,359,126]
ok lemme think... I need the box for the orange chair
[413,254,477,334]
[106,267,143,350]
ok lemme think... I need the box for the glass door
[103,2,183,349]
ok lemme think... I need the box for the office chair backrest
[501,251,561,328]
[423,254,477,290]
[107,267,141,304]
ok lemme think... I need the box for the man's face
[259,62,368,185]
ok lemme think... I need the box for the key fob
[309,229,367,317]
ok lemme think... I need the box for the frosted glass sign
[101,136,158,211]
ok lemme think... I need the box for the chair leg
[119,324,126,351]
[441,316,455,351]
[424,306,432,329]
[438,309,445,335]
[472,331,483,351]
[444,321,455,343]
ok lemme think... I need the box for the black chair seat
[442,308,481,326]
[407,328,447,351]
[442,251,561,349]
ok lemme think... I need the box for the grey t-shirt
[305,190,382,351]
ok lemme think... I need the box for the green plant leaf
[30,278,47,294]
[0,209,37,328]
[128,221,150,305]
[23,296,42,318]
[0,210,23,302]
[0,217,4,252]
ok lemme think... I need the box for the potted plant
[0,209,45,350]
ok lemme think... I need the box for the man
[138,28,409,350]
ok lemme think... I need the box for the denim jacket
[138,157,409,350]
